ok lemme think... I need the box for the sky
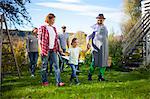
[23,0,124,35]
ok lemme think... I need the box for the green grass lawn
[1,66,150,99]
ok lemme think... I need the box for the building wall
[141,0,150,16]
[141,0,150,65]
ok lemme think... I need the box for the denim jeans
[49,60,53,73]
[41,51,61,83]
[46,58,53,74]
[59,48,66,72]
[28,52,38,75]
[69,64,79,83]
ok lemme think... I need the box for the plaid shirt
[38,25,59,56]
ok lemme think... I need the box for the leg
[32,52,38,75]
[41,55,48,83]
[58,53,64,72]
[88,57,95,81]
[49,61,53,75]
[76,65,80,75]
[70,64,79,84]
[28,52,34,75]
[60,49,66,72]
[50,51,64,86]
[98,67,106,81]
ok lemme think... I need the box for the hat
[61,25,66,29]
[96,14,106,19]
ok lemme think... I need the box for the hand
[65,52,70,56]
[59,48,63,53]
[61,52,65,56]
[87,43,91,49]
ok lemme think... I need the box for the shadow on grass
[2,73,42,92]
[2,67,150,94]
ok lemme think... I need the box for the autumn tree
[0,0,31,27]
[121,0,141,35]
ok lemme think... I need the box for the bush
[136,63,150,73]
[84,53,92,67]
[108,33,123,70]
[2,36,28,74]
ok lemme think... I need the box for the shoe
[57,82,65,87]
[42,82,49,86]
[100,77,105,81]
[49,73,53,76]
[31,74,35,77]
[69,82,73,86]
[98,75,105,81]
[76,82,80,85]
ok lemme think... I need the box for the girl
[67,38,90,85]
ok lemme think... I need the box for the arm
[86,33,93,44]
[86,32,95,47]
[67,38,70,48]
[66,33,70,48]
[26,36,30,52]
[81,44,91,53]
[57,39,63,54]
[38,26,49,56]
[37,27,42,54]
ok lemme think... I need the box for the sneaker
[49,73,53,76]
[42,82,49,86]
[98,75,105,81]
[100,77,105,81]
[69,82,73,86]
[57,82,65,87]
[76,82,80,85]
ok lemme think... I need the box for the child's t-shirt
[68,47,82,65]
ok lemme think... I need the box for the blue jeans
[59,49,67,72]
[49,61,53,73]
[46,58,53,74]
[28,52,38,75]
[41,51,61,83]
[69,64,79,83]
[47,49,66,73]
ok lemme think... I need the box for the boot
[98,75,105,81]
[88,73,92,81]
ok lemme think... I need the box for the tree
[0,0,31,27]
[121,0,141,35]
[0,0,31,85]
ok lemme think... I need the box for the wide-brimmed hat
[96,14,106,19]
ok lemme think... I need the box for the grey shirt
[26,35,38,52]
[58,33,69,50]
